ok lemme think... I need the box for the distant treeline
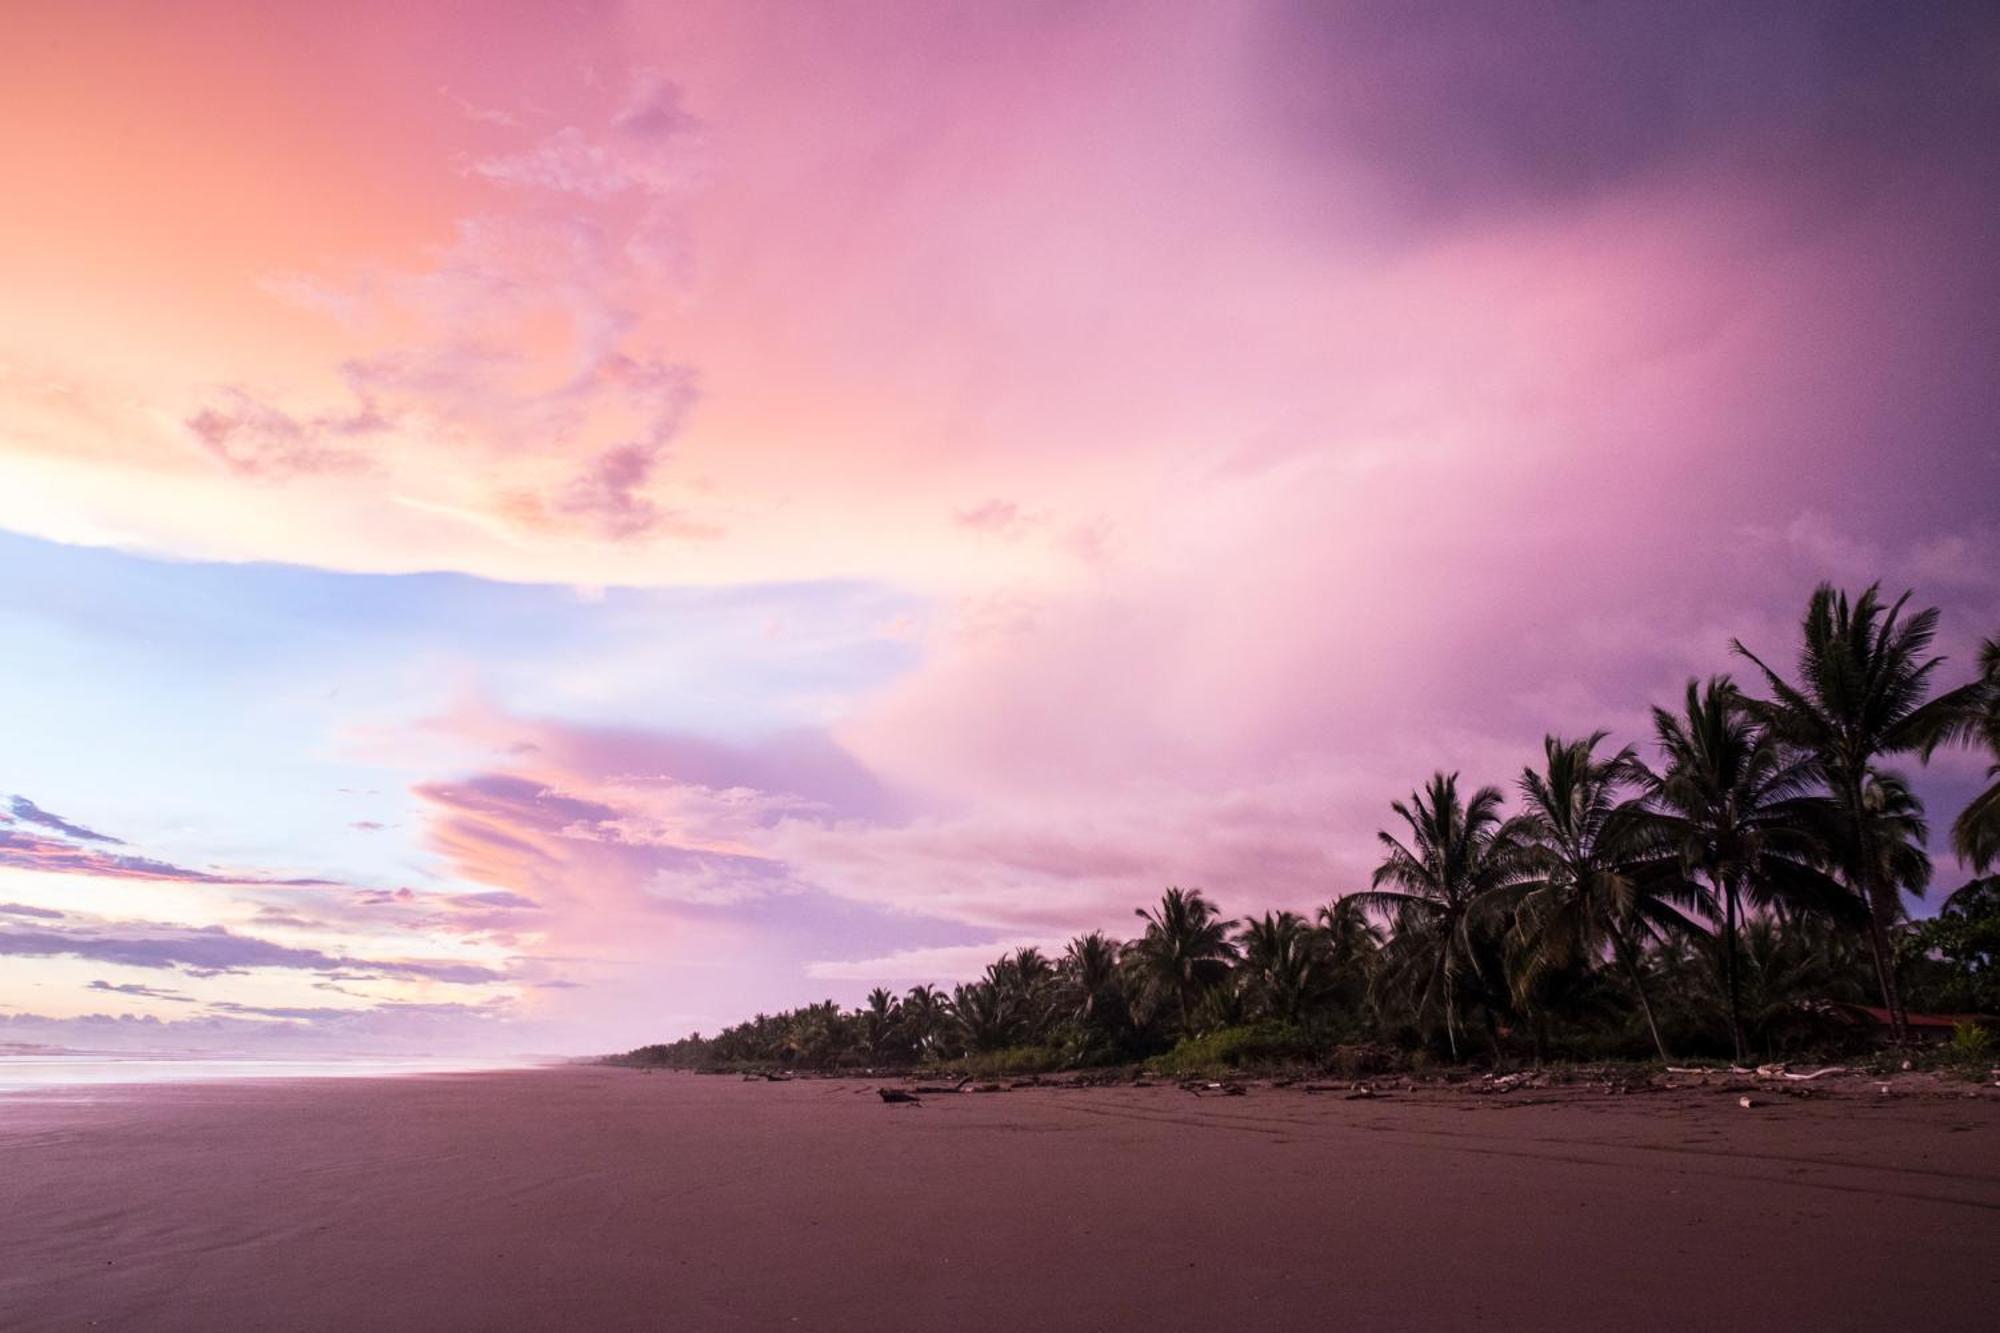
[621,584,2000,1074]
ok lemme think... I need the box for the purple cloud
[8,796,123,844]
[87,979,194,1003]
[0,919,505,985]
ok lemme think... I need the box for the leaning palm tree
[1927,637,2000,873]
[1645,677,1857,1060]
[1130,886,1238,1033]
[1354,773,1527,1060]
[1734,584,1984,1039]
[1509,733,1703,1062]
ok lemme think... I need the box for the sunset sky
[3,1,1997,1056]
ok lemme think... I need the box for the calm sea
[0,1053,529,1095]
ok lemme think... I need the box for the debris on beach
[1738,1096,1756,1109]
[1182,1080,1247,1097]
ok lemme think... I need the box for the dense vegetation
[621,584,2000,1074]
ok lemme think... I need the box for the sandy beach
[1,1066,1995,1331]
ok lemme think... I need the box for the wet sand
[3,1066,1996,1331]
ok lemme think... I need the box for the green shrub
[1155,1022,1315,1076]
[1947,1020,1993,1066]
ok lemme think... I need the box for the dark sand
[3,1067,1997,1331]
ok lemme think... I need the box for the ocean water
[0,1053,529,1095]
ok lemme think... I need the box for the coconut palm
[1234,910,1323,1024]
[1733,584,1983,1039]
[950,978,1017,1052]
[1059,931,1126,1035]
[859,987,903,1063]
[987,947,1057,1042]
[1845,768,1933,918]
[1316,894,1384,1010]
[1354,773,1527,1059]
[1509,733,1702,1062]
[1644,677,1856,1060]
[1129,886,1238,1033]
[901,984,949,1057]
[1928,637,2000,873]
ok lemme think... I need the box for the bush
[1155,1022,1316,1076]
[1947,1020,1993,1066]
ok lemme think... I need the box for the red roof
[1833,1003,1993,1029]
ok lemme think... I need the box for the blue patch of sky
[0,531,923,886]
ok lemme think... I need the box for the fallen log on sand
[1182,1081,1248,1097]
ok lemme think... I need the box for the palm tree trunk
[1610,925,1668,1063]
[1862,887,1908,1045]
[1722,876,1745,1063]
[1442,975,1460,1062]
[1846,782,1908,1045]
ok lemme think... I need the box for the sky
[2,0,1997,1057]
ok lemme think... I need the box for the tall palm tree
[1355,773,1527,1060]
[1130,886,1238,1033]
[1928,637,2000,873]
[1510,732,1701,1062]
[1645,677,1856,1060]
[1234,910,1322,1024]
[1734,583,1983,1039]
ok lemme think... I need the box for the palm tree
[1316,894,1384,1010]
[1734,584,1983,1039]
[1355,773,1527,1060]
[1059,932,1125,1035]
[1846,768,1934,923]
[1510,733,1701,1062]
[987,947,1057,1042]
[950,978,1017,1052]
[1928,637,2000,873]
[901,984,949,1058]
[1130,887,1238,1033]
[1644,677,1856,1060]
[859,987,903,1064]
[1234,910,1323,1024]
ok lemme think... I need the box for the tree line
[622,584,2000,1072]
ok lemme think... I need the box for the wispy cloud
[7,795,123,845]
[0,918,505,985]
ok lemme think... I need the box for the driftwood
[908,1077,973,1095]
[1183,1081,1248,1097]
